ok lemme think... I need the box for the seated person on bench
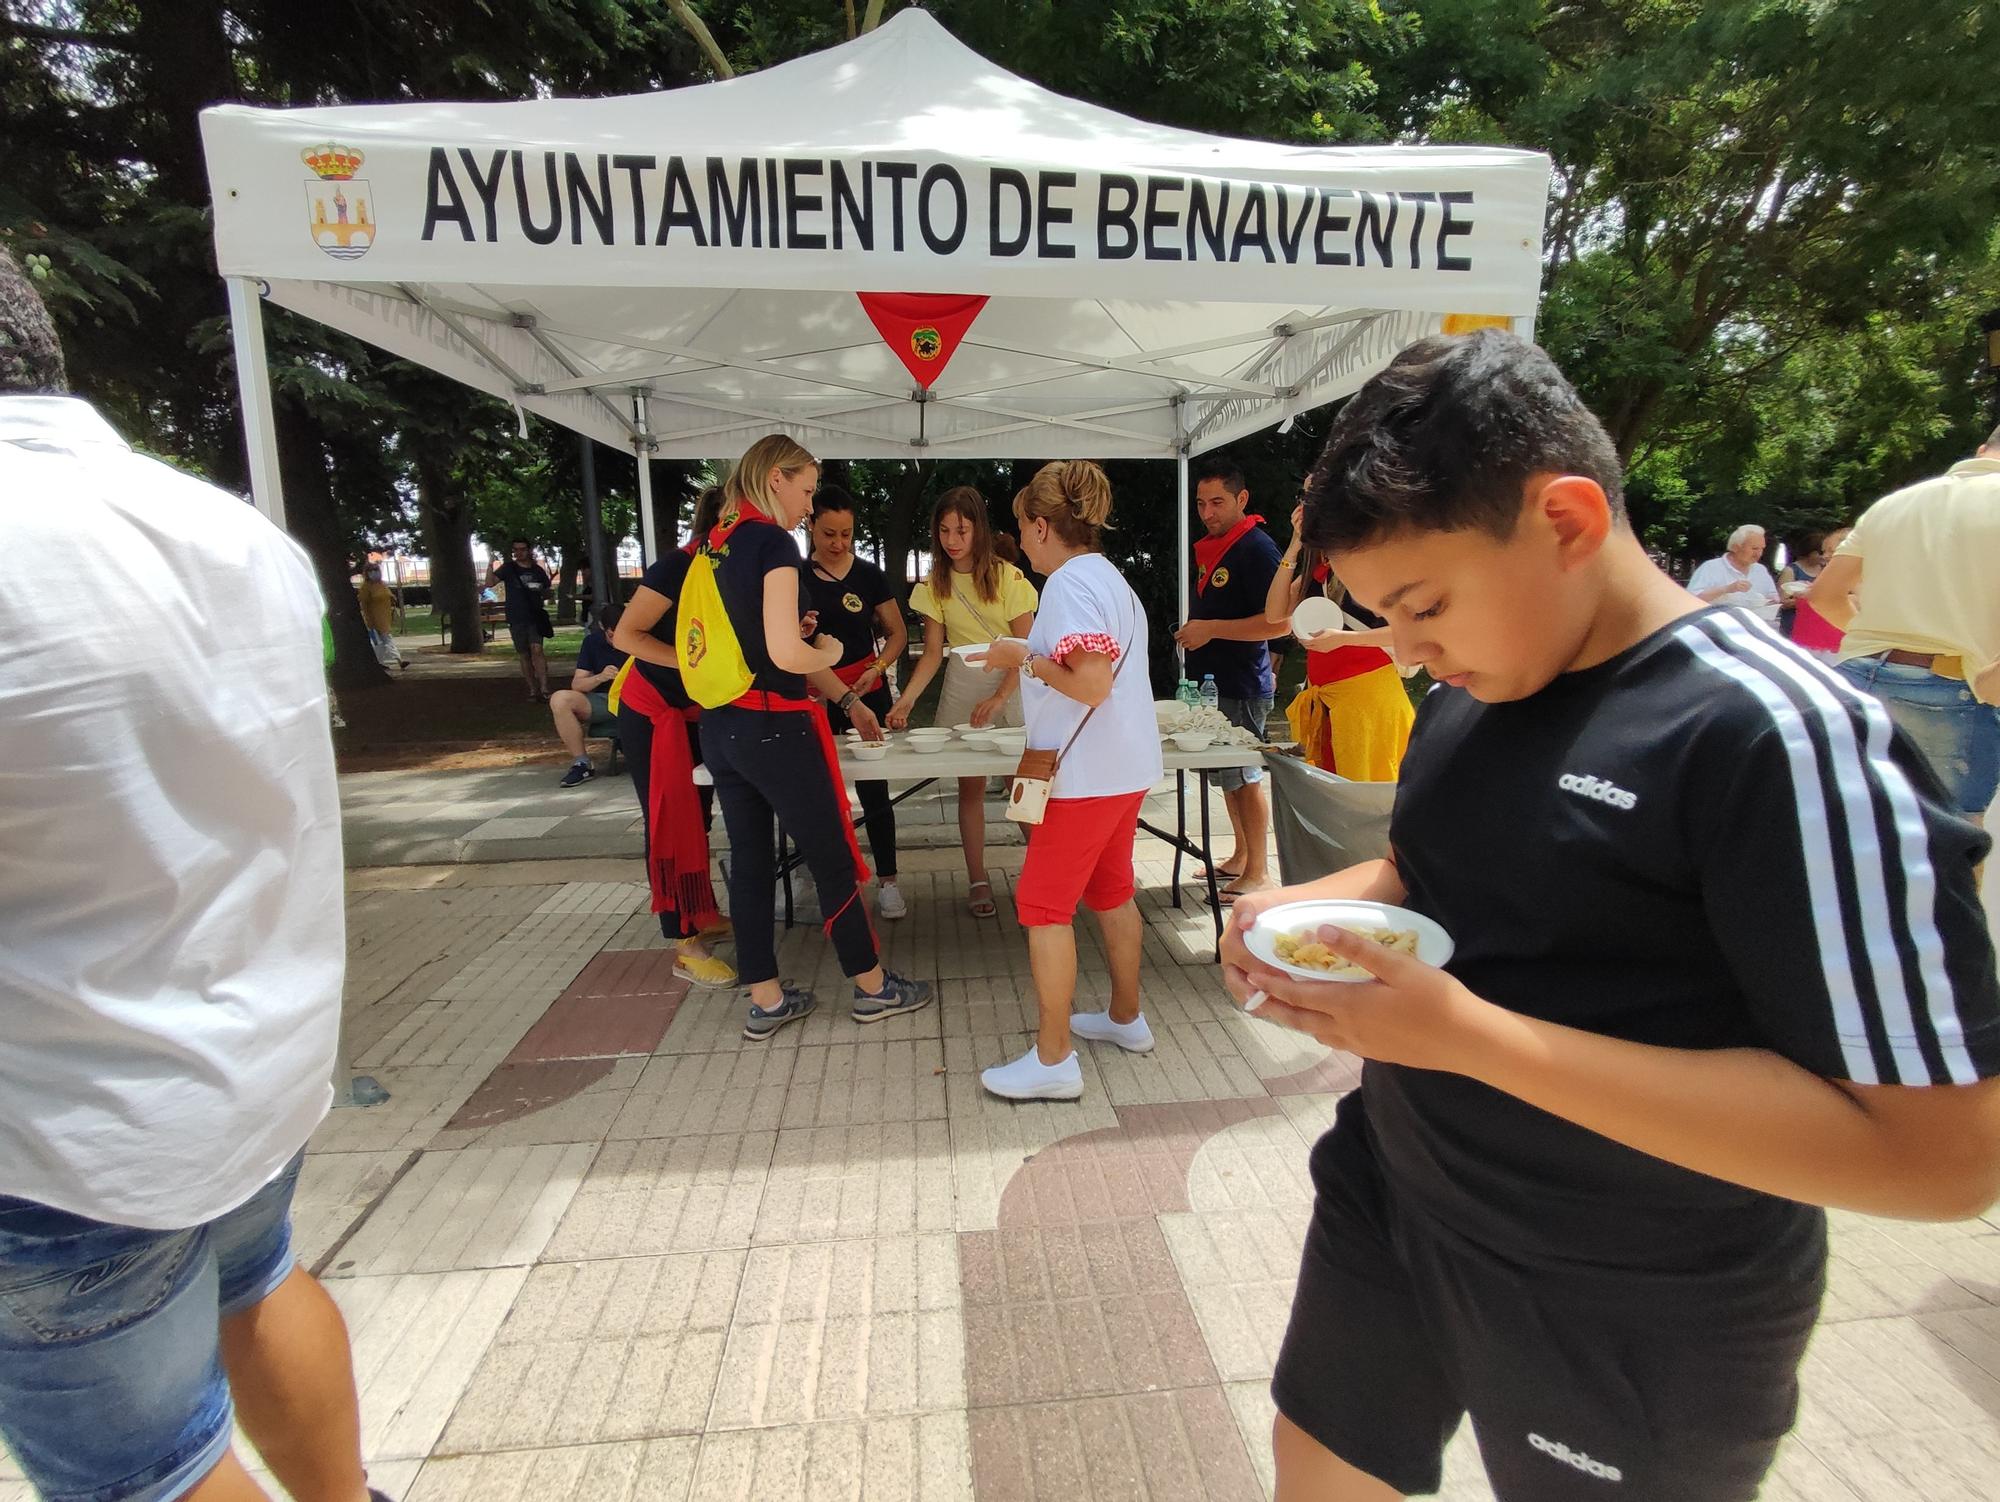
[554,603,627,787]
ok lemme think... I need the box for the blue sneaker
[851,970,935,1024]
[559,758,595,788]
[743,983,815,1042]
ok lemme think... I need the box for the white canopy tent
[201,8,1549,614]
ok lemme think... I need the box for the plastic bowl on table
[908,738,951,755]
[848,742,889,762]
[1170,731,1216,751]
[1243,899,1454,983]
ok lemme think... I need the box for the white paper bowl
[1244,900,1455,984]
[1291,595,1344,638]
[848,743,889,762]
[908,738,950,754]
[1170,731,1216,751]
[952,637,1028,663]
[905,728,953,740]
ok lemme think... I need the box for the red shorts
[1014,791,1147,927]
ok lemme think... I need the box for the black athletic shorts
[1271,1101,1825,1501]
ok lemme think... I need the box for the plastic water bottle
[1199,675,1219,713]
[1177,678,1199,707]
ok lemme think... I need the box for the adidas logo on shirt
[1528,1433,1624,1483]
[1558,772,1638,811]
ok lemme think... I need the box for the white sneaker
[1070,1010,1154,1054]
[981,1046,1084,1101]
[878,881,908,920]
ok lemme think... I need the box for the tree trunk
[276,403,388,691]
[413,450,485,655]
[883,461,929,592]
[555,550,580,625]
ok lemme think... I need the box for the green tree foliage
[4,0,1995,671]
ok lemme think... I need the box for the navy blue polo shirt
[1185,527,1280,698]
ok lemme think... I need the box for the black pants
[616,700,713,941]
[822,682,898,879]
[703,703,877,987]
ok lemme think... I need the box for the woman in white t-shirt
[972,461,1162,1101]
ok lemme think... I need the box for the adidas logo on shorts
[1558,772,1638,811]
[1528,1432,1624,1483]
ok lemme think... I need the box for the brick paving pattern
[4,768,1999,1499]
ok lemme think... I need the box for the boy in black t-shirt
[1222,332,2000,1501]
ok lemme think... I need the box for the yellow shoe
[675,943,738,989]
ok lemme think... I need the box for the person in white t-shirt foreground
[0,249,382,1502]
[973,461,1164,1101]
[1687,524,1781,623]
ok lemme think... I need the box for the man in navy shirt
[487,537,555,700]
[1174,454,1286,898]
[550,603,628,787]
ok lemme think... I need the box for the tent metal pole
[580,436,613,617]
[635,448,658,564]
[225,278,285,528]
[633,393,660,564]
[1176,446,1191,635]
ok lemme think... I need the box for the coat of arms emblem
[910,326,943,361]
[302,145,375,261]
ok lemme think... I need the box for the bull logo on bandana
[910,326,943,362]
[685,618,709,669]
[842,592,864,615]
[1208,566,1230,589]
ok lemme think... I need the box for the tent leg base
[336,1074,391,1109]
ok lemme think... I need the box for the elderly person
[1812,427,2000,831]
[973,461,1161,1101]
[1688,525,1781,624]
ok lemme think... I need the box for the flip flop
[967,880,998,919]
[1192,863,1245,883]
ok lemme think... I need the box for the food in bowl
[848,743,888,762]
[1273,925,1418,979]
[1244,899,1454,983]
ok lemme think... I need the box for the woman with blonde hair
[610,484,735,988]
[698,434,931,1040]
[887,486,1038,917]
[973,461,1160,1101]
[1263,499,1414,780]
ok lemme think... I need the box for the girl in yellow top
[887,487,1038,917]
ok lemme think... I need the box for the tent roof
[201,9,1550,460]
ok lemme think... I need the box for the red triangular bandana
[857,292,988,390]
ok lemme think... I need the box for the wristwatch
[1022,654,1040,683]
[838,690,858,711]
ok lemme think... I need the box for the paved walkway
[5,774,1998,1501]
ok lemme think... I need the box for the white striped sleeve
[1677,613,2000,1086]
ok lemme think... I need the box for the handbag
[1006,635,1132,826]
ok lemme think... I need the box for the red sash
[728,689,872,891]
[617,667,720,929]
[1195,514,1264,593]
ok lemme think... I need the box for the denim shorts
[1839,656,2000,816]
[0,1153,304,1502]
[1211,695,1273,791]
